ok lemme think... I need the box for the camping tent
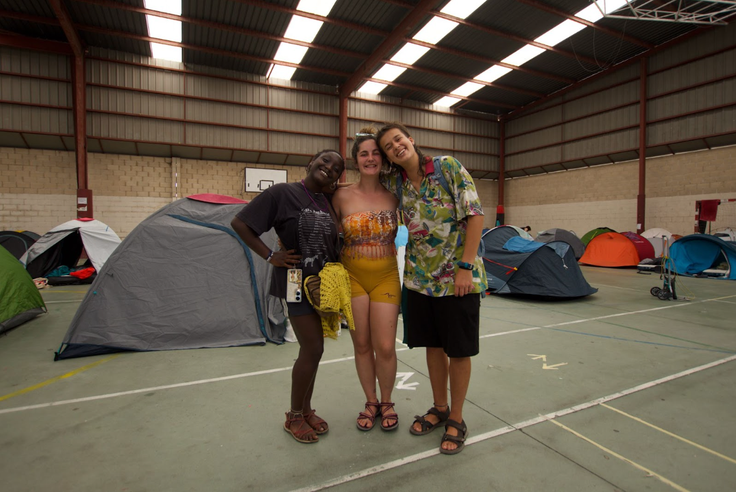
[481,226,597,298]
[581,227,616,246]
[0,230,39,259]
[621,232,656,261]
[55,194,287,360]
[670,234,736,279]
[1,245,46,335]
[579,232,650,267]
[20,219,121,281]
[536,228,585,259]
[641,228,674,257]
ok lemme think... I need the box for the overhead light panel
[474,65,512,83]
[297,0,337,16]
[413,17,458,45]
[576,0,629,22]
[434,96,462,108]
[390,43,430,65]
[502,45,545,67]
[274,43,309,64]
[535,19,586,47]
[284,15,324,43]
[144,0,182,63]
[452,81,484,97]
[440,0,487,19]
[357,81,389,95]
[268,65,297,81]
[372,64,407,83]
[268,0,336,80]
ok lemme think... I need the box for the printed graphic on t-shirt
[298,208,333,269]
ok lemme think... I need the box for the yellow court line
[601,403,736,465]
[548,418,690,492]
[0,355,119,403]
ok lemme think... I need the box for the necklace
[301,180,328,212]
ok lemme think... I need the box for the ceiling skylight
[390,43,430,65]
[373,64,407,83]
[433,0,631,109]
[413,17,458,44]
[267,0,337,81]
[144,0,182,63]
[357,0,487,94]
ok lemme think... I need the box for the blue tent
[481,226,597,298]
[670,234,736,279]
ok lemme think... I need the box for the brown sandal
[303,409,329,435]
[356,401,381,431]
[379,402,399,431]
[410,404,450,436]
[284,411,319,443]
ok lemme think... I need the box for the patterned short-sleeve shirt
[383,155,487,297]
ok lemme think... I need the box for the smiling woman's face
[308,151,344,186]
[356,139,382,175]
[379,128,414,166]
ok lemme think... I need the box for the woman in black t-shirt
[232,149,345,444]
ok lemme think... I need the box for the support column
[72,54,91,218]
[496,120,505,226]
[339,95,348,182]
[637,57,648,233]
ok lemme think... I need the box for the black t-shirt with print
[236,182,340,297]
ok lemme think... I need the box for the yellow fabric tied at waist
[304,262,355,339]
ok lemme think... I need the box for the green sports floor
[1,266,735,492]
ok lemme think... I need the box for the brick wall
[2,145,733,239]
[503,145,736,236]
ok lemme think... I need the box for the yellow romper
[341,210,401,305]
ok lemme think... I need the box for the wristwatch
[457,261,474,271]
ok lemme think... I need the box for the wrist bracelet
[266,251,274,263]
[457,261,474,271]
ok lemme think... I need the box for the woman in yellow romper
[332,127,401,431]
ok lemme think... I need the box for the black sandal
[440,419,467,455]
[409,404,450,436]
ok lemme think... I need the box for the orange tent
[579,232,641,267]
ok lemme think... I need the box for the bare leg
[349,295,379,428]
[412,347,449,433]
[442,356,471,452]
[370,301,399,428]
[288,313,325,440]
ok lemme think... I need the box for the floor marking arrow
[527,354,547,361]
[542,362,568,370]
[395,372,419,390]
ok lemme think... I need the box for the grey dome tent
[536,228,585,259]
[1,245,46,335]
[0,231,39,259]
[55,194,286,360]
[481,226,597,298]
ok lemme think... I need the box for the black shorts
[404,289,480,357]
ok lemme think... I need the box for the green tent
[1,245,46,335]
[581,226,616,246]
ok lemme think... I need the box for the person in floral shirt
[377,122,487,455]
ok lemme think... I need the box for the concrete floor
[1,266,735,492]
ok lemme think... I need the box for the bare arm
[231,216,301,268]
[455,214,485,297]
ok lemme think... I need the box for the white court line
[290,353,736,492]
[481,293,736,339]
[44,300,84,304]
[2,294,734,417]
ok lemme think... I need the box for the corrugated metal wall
[504,20,736,175]
[0,47,73,134]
